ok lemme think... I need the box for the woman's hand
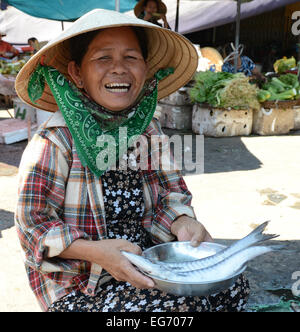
[171,215,213,247]
[59,238,154,289]
[92,239,155,289]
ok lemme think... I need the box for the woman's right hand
[59,238,154,289]
[90,239,155,289]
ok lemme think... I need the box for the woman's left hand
[171,215,213,247]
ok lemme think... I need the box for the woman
[27,37,40,54]
[222,43,266,81]
[0,31,19,59]
[15,9,249,312]
[134,0,170,29]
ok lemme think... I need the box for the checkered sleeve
[15,131,89,274]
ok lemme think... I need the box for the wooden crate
[293,107,300,130]
[192,104,253,137]
[158,88,193,130]
[252,107,294,135]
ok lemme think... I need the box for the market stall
[0,53,41,143]
[189,70,259,137]
[253,56,300,135]
[157,54,300,137]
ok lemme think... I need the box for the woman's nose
[110,58,127,75]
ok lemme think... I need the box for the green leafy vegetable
[189,71,260,110]
[274,57,296,74]
[258,73,300,101]
[257,90,271,103]
[277,73,299,89]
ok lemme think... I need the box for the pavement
[0,115,300,312]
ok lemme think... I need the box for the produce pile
[257,73,300,102]
[189,71,261,110]
[0,59,26,75]
[273,56,297,74]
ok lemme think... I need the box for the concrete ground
[0,114,300,311]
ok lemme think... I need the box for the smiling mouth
[105,83,131,93]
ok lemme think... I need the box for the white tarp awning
[0,6,73,44]
[1,0,298,44]
[126,0,300,34]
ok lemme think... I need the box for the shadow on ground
[162,128,262,175]
[214,238,300,311]
[0,140,27,168]
[204,136,262,174]
[0,209,15,238]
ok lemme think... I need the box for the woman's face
[145,1,158,14]
[69,27,148,111]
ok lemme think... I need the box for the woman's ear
[68,61,84,89]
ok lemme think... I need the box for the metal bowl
[143,241,246,297]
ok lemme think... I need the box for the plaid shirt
[15,111,196,311]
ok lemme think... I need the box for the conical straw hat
[15,9,198,112]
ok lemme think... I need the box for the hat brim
[15,9,197,113]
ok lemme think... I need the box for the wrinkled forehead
[86,27,144,54]
[94,26,138,39]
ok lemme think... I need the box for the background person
[134,0,170,29]
[222,43,266,82]
[27,37,40,54]
[0,31,19,59]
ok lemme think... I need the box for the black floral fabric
[47,275,249,312]
[48,165,250,312]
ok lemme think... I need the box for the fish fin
[248,221,279,244]
[257,233,280,243]
[251,220,270,235]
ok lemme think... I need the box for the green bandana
[28,64,173,177]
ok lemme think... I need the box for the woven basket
[261,100,299,109]
[199,102,251,111]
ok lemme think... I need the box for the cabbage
[190,71,260,110]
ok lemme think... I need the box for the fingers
[115,239,142,255]
[190,230,213,247]
[114,255,155,289]
[125,264,155,289]
[172,216,213,247]
[109,240,154,288]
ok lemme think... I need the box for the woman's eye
[98,56,111,60]
[126,55,137,60]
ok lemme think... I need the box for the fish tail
[257,233,279,243]
[246,221,279,244]
[230,245,279,271]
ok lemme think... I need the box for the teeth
[109,88,128,92]
[105,83,131,88]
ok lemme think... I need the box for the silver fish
[122,245,282,282]
[169,245,281,282]
[160,221,278,272]
[121,250,174,280]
